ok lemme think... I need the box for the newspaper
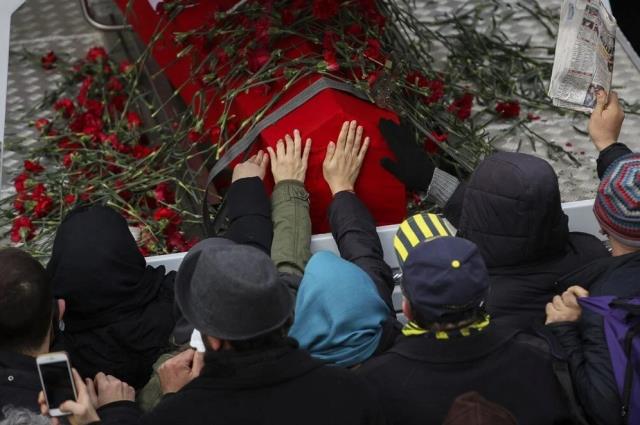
[549,0,617,113]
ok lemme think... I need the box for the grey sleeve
[426,168,460,208]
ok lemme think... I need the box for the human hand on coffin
[323,120,370,196]
[158,349,204,395]
[39,368,100,425]
[231,151,270,182]
[588,90,625,151]
[378,118,436,192]
[545,286,589,325]
[90,372,135,408]
[267,129,312,184]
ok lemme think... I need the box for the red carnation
[34,118,50,132]
[86,46,108,63]
[33,195,53,218]
[11,216,36,243]
[24,160,44,174]
[364,39,384,63]
[54,98,75,118]
[346,24,364,38]
[62,152,75,168]
[255,16,271,44]
[154,182,175,204]
[187,130,202,143]
[312,0,339,20]
[13,193,26,214]
[107,76,124,92]
[41,51,57,70]
[495,101,520,119]
[209,126,221,145]
[118,60,134,74]
[425,131,448,154]
[247,47,271,73]
[127,111,142,129]
[64,194,76,205]
[132,144,154,159]
[14,173,29,193]
[448,93,474,121]
[154,207,181,226]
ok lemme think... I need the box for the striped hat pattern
[593,153,640,247]
[394,213,452,265]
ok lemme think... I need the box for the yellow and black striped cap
[394,213,452,266]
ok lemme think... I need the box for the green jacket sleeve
[270,180,312,277]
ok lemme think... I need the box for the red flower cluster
[448,93,474,121]
[495,101,521,119]
[11,216,36,243]
[406,71,445,105]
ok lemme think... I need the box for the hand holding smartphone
[36,352,77,417]
[37,352,100,425]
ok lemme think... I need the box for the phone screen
[40,361,75,408]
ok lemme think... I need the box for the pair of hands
[39,369,135,425]
[231,120,370,196]
[545,285,589,325]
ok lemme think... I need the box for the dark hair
[0,248,53,352]
[409,301,483,331]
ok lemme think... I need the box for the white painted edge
[147,199,602,271]
[0,0,26,197]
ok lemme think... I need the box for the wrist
[593,138,616,151]
[329,184,354,196]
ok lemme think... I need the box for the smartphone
[36,352,77,417]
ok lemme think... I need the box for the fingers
[59,400,83,416]
[561,291,580,309]
[593,89,607,114]
[552,295,565,311]
[302,138,312,167]
[276,139,285,158]
[284,134,294,159]
[357,136,370,163]
[72,368,87,398]
[191,351,205,378]
[566,285,589,298]
[293,130,302,159]
[38,391,49,416]
[86,377,98,407]
[266,146,276,168]
[608,91,619,108]
[353,125,363,156]
[324,141,336,164]
[345,120,357,153]
[336,121,349,150]
[175,348,196,365]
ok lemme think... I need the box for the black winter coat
[444,152,609,328]
[0,351,40,416]
[329,191,402,352]
[358,324,573,425]
[141,339,385,425]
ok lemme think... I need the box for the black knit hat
[175,238,293,340]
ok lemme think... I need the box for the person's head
[401,237,489,330]
[288,251,390,367]
[442,392,517,425]
[0,248,62,356]
[175,238,294,352]
[593,153,640,256]
[457,152,568,268]
[46,205,153,325]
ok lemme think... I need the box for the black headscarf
[47,205,176,388]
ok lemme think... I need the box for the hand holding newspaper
[549,0,617,113]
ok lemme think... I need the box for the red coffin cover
[115,0,406,233]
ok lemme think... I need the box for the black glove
[378,118,435,192]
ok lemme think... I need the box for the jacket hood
[458,152,569,268]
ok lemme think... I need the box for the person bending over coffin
[379,120,609,329]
